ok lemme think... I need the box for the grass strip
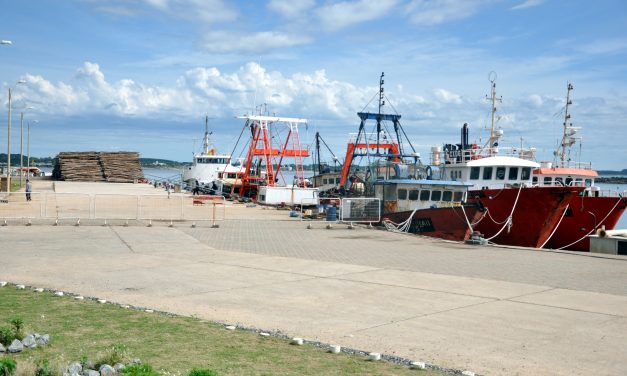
[0,287,444,375]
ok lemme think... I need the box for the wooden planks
[53,151,144,183]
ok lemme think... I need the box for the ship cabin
[374,179,472,214]
[533,167,600,196]
[193,155,230,166]
[441,156,539,191]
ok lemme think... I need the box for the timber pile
[53,152,144,183]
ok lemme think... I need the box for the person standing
[25,179,32,201]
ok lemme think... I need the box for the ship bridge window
[431,190,442,201]
[574,178,583,186]
[419,190,430,201]
[409,189,419,200]
[555,177,564,186]
[565,176,573,186]
[470,167,480,180]
[521,167,531,180]
[532,176,538,184]
[453,191,464,201]
[496,167,506,180]
[384,186,397,200]
[483,167,493,180]
[585,179,592,187]
[398,189,408,200]
[442,191,452,202]
[508,167,519,180]
[543,177,552,185]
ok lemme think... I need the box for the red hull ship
[543,194,627,251]
[535,84,627,251]
[467,186,581,248]
[383,206,483,242]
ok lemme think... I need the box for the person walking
[25,179,32,201]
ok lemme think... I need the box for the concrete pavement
[1,218,627,375]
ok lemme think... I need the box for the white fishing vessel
[182,116,244,187]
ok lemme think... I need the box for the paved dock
[2,195,627,375]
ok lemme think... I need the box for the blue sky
[1,0,626,169]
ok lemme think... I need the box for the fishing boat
[376,179,483,241]
[534,83,627,251]
[436,76,581,248]
[182,116,244,190]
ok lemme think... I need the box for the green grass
[0,288,443,376]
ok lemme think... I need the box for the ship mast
[556,83,575,167]
[486,72,502,156]
[202,115,210,155]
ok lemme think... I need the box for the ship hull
[467,186,580,248]
[543,196,627,251]
[382,206,482,242]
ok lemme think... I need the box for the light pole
[5,80,26,192]
[19,107,34,187]
[27,120,38,174]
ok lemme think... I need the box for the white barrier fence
[0,192,225,225]
[339,197,381,224]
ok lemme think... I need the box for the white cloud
[200,31,312,54]
[405,0,491,26]
[268,0,316,18]
[511,0,545,10]
[316,0,399,31]
[93,0,238,23]
[433,88,462,104]
[576,38,627,55]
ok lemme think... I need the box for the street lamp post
[27,120,38,174]
[5,80,26,192]
[19,107,34,187]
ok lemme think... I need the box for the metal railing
[339,197,381,224]
[0,192,226,226]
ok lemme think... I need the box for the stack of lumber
[100,152,143,183]
[53,151,144,183]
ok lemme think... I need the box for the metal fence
[339,197,381,224]
[0,192,225,226]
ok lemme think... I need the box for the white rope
[460,206,474,235]
[538,204,569,249]
[484,184,523,242]
[382,209,419,233]
[555,197,625,250]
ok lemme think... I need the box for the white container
[257,186,319,206]
[368,352,381,361]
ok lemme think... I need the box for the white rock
[54,291,64,296]
[122,305,130,309]
[259,332,270,337]
[74,295,84,300]
[145,309,153,313]
[291,337,303,345]
[410,361,426,370]
[462,371,476,376]
[225,325,236,331]
[16,284,25,289]
[368,352,381,361]
[330,345,341,354]
[97,299,107,304]
[0,281,7,287]
[33,288,44,293]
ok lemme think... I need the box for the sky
[1,0,626,169]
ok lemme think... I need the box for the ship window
[450,171,455,180]
[431,190,442,201]
[483,167,493,180]
[323,179,328,185]
[521,167,531,180]
[508,167,519,180]
[336,178,341,184]
[384,186,397,200]
[470,167,480,180]
[532,176,538,184]
[496,167,506,180]
[555,177,564,186]
[409,190,419,200]
[585,179,592,187]
[543,177,552,185]
[575,178,583,186]
[228,173,237,179]
[442,191,452,202]
[565,176,573,186]
[398,189,408,200]
[419,190,430,201]
[453,191,463,201]
[218,173,223,179]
